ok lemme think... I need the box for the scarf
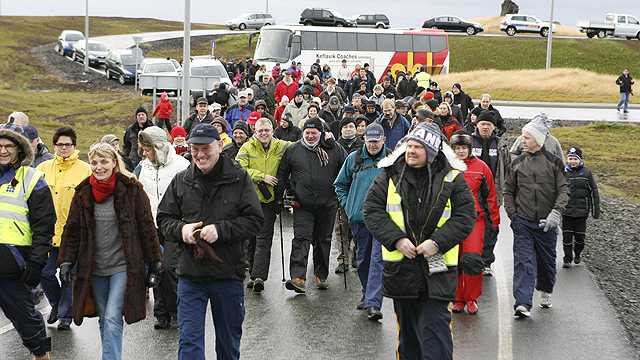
[90,172,116,203]
[565,162,583,172]
[302,137,329,166]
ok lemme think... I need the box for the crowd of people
[0,59,602,360]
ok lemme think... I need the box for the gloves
[539,209,561,233]
[21,263,43,288]
[60,262,72,287]
[489,226,500,240]
[145,261,163,288]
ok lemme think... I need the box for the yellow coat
[37,151,92,247]
[220,132,232,146]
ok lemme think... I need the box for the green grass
[463,90,627,104]
[146,34,255,62]
[449,37,640,76]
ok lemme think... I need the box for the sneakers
[34,352,51,360]
[334,263,349,274]
[451,301,465,313]
[169,317,179,330]
[57,320,71,330]
[539,291,552,308]
[154,317,170,329]
[246,279,254,289]
[253,278,265,293]
[47,305,58,325]
[624,110,629,113]
[617,107,621,112]
[514,305,531,318]
[285,278,306,293]
[357,296,365,310]
[574,255,581,264]
[482,267,493,276]
[563,261,572,268]
[316,277,329,290]
[466,300,478,315]
[366,306,383,321]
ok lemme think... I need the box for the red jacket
[441,115,461,141]
[462,156,500,227]
[274,105,286,123]
[153,99,173,119]
[274,80,298,104]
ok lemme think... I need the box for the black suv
[354,14,390,28]
[299,8,357,27]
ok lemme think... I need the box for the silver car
[226,13,275,30]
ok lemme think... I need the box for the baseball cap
[245,88,253,95]
[247,111,261,125]
[22,125,39,142]
[211,102,222,110]
[238,91,248,98]
[364,123,384,142]
[101,134,120,144]
[187,124,221,144]
[197,97,208,105]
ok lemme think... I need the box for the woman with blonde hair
[58,142,162,360]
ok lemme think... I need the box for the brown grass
[470,15,583,37]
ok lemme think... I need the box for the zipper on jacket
[13,221,24,236]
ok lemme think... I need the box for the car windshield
[121,55,144,66]
[65,33,84,41]
[144,63,176,73]
[329,9,344,18]
[237,13,251,19]
[191,65,227,77]
[88,43,107,51]
[254,29,292,63]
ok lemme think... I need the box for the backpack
[352,147,373,179]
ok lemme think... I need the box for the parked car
[226,13,275,30]
[56,30,85,57]
[137,58,182,77]
[352,14,389,29]
[299,8,357,27]
[138,59,182,95]
[422,16,484,35]
[500,14,557,37]
[189,58,233,106]
[577,13,640,39]
[72,40,109,67]
[105,49,145,85]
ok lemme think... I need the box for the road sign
[132,36,143,47]
[211,40,216,49]
[131,48,143,59]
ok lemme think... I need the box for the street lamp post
[546,0,555,70]
[181,0,191,127]
[84,0,89,73]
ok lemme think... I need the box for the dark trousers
[481,218,498,268]
[177,277,244,360]
[250,201,280,281]
[154,236,179,320]
[289,204,337,281]
[41,247,74,322]
[511,215,557,310]
[0,277,51,356]
[393,295,453,360]
[562,216,587,262]
[350,221,383,309]
[157,117,173,131]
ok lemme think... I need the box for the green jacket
[236,137,292,203]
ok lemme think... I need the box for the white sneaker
[482,267,493,276]
[539,291,552,308]
[514,305,531,318]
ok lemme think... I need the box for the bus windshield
[254,29,292,63]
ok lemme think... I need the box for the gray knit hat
[406,123,441,165]
[522,113,552,147]
[138,126,170,165]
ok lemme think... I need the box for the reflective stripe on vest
[0,167,41,246]
[383,169,460,264]
[415,72,431,89]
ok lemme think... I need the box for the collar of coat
[377,138,466,172]
[182,154,242,186]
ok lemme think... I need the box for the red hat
[170,126,187,140]
[247,111,261,125]
[422,92,434,101]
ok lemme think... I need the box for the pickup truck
[577,13,640,39]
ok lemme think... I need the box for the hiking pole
[279,207,286,282]
[337,207,348,289]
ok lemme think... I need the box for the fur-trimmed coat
[58,172,162,326]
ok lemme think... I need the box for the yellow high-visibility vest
[415,72,432,89]
[0,166,42,246]
[383,170,459,265]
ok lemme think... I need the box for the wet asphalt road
[1,208,637,359]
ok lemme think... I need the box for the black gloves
[145,261,163,288]
[60,262,72,287]
[21,263,43,288]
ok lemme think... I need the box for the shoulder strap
[352,147,373,179]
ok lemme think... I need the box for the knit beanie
[170,126,187,141]
[415,108,434,120]
[135,106,147,116]
[425,99,439,111]
[566,146,582,161]
[340,116,357,130]
[522,113,552,147]
[406,123,441,165]
[233,120,251,137]
[416,86,426,96]
[138,126,170,166]
[477,110,496,126]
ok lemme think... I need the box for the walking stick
[337,207,348,289]
[279,207,286,282]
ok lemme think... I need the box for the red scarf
[90,173,116,203]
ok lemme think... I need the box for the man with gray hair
[466,94,506,137]
[7,112,29,127]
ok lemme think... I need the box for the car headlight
[89,54,96,59]
[62,41,69,48]
[123,70,133,75]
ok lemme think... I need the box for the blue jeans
[177,277,244,360]
[350,221,383,309]
[618,92,630,111]
[41,247,74,322]
[91,272,127,360]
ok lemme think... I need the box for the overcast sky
[1,0,637,30]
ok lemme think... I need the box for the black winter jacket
[564,164,600,218]
[453,90,474,120]
[398,78,418,99]
[337,136,364,154]
[183,111,214,139]
[157,154,264,283]
[616,74,634,93]
[123,119,154,167]
[363,144,475,300]
[467,105,507,137]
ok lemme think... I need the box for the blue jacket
[375,113,411,151]
[334,145,387,223]
[224,104,254,130]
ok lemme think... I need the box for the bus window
[301,31,317,50]
[412,35,430,52]
[395,34,412,52]
[290,35,302,59]
[377,33,394,51]
[430,35,447,53]
[358,33,376,51]
[338,33,357,51]
[317,32,338,50]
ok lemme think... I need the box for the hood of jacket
[0,128,34,167]
[377,137,466,173]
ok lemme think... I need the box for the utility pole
[266,0,268,13]
[181,0,191,127]
[545,0,555,70]
[84,0,90,73]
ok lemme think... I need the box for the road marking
[494,221,513,360]
[0,304,51,336]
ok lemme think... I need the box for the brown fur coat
[58,172,162,326]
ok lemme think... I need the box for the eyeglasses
[0,144,16,150]
[55,143,75,148]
